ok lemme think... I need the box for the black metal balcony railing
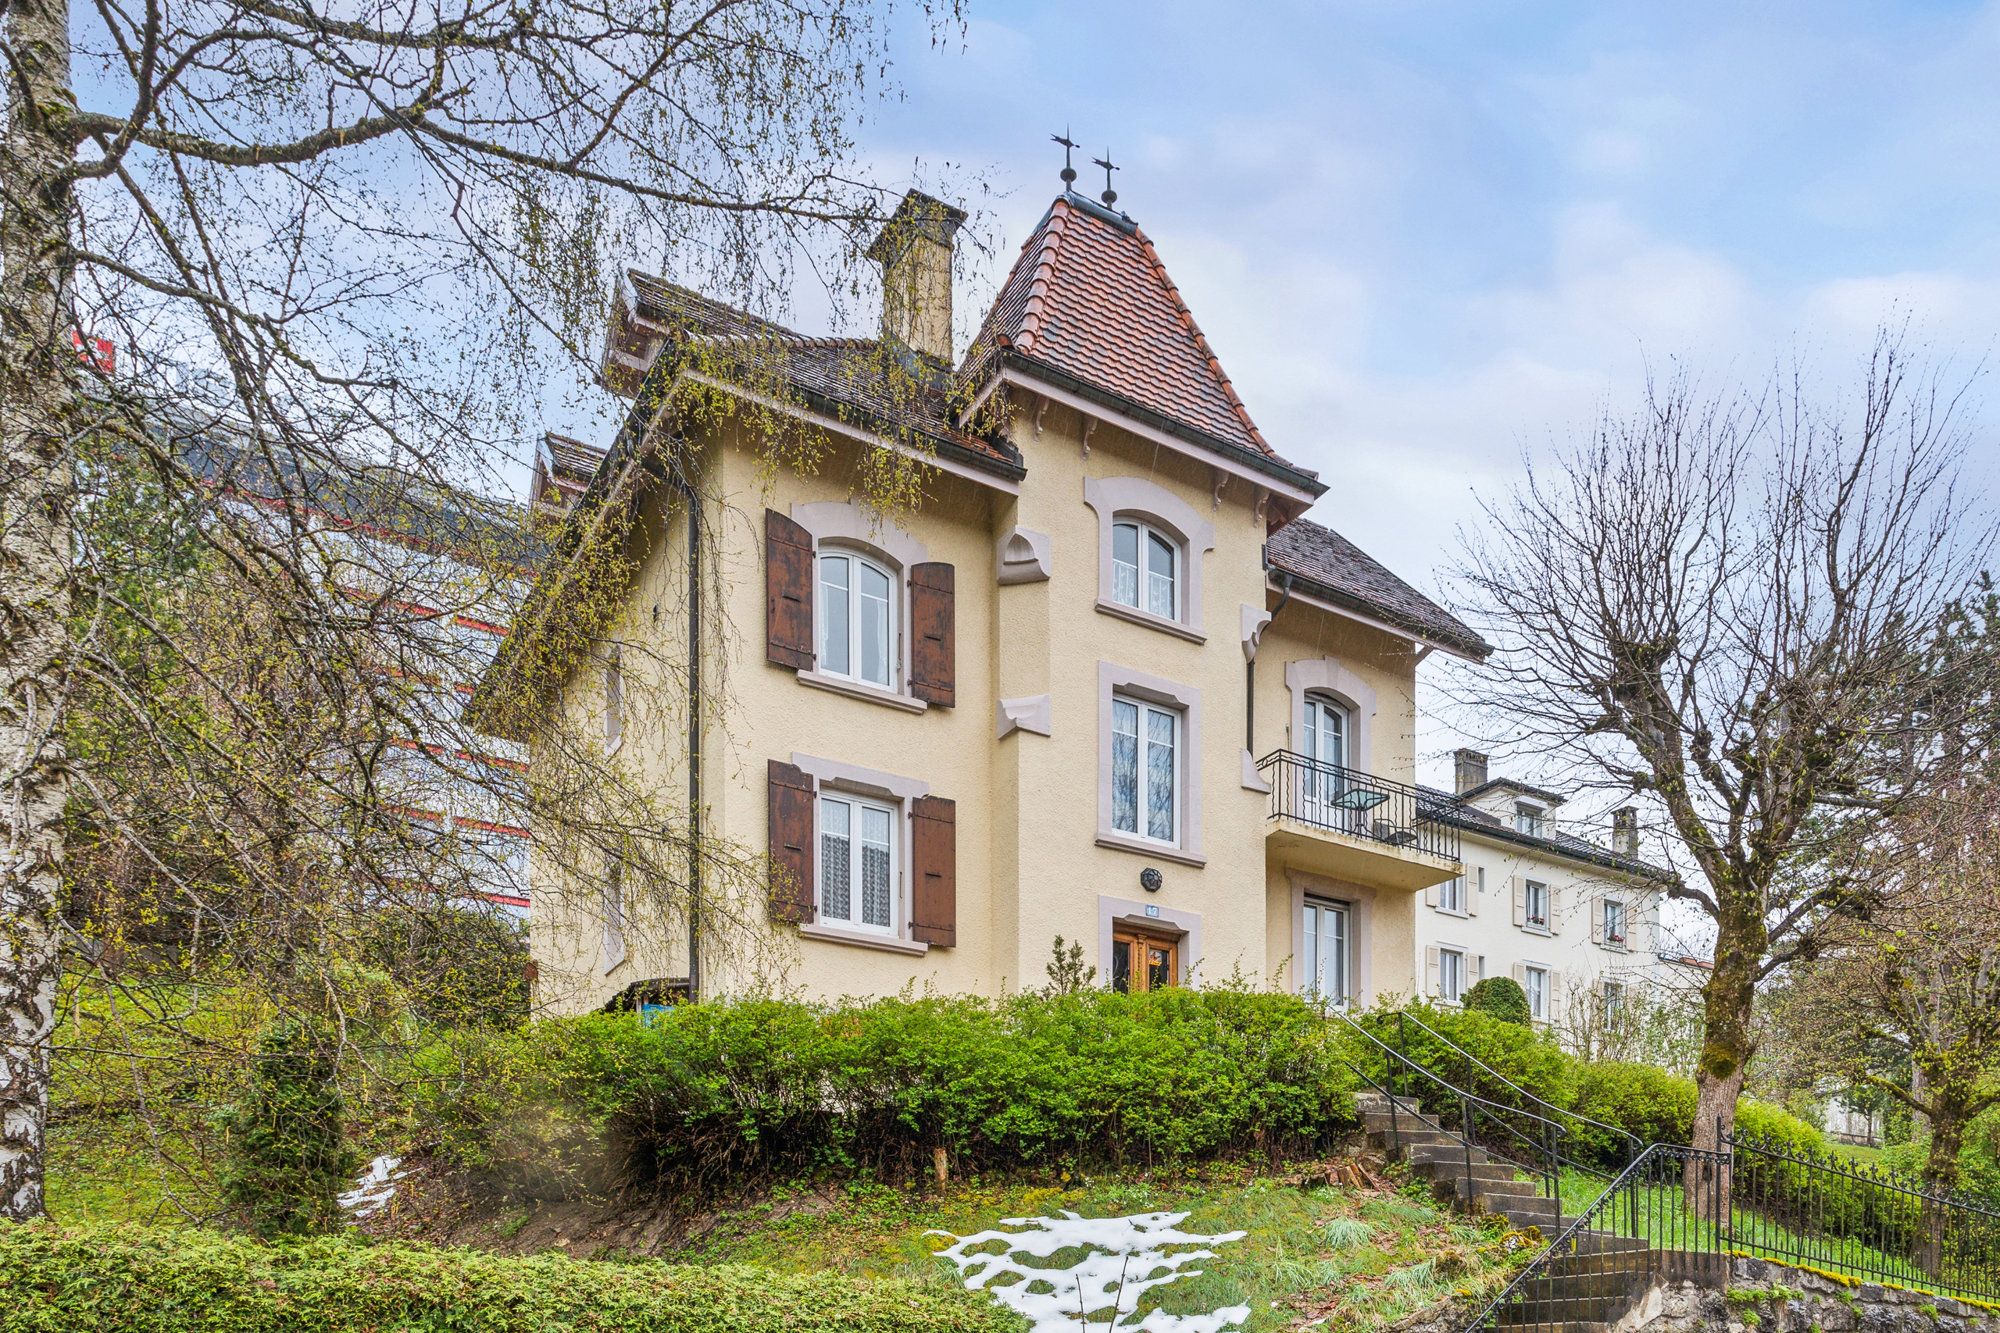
[1257,750,1461,862]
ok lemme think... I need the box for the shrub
[216,1016,356,1236]
[0,1223,1013,1333]
[421,988,1358,1195]
[1356,1002,1578,1118]
[1461,978,1532,1026]
[1570,1061,1697,1168]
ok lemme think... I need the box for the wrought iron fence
[1258,750,1460,861]
[1463,1127,2000,1333]
[1730,1127,2000,1300]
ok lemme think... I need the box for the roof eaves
[1266,561,1492,662]
[1424,800,1678,884]
[1002,350,1323,498]
[1460,777,1566,807]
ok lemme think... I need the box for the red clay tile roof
[965,195,1310,478]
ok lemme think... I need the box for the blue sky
[840,1,2000,779]
[561,0,2000,784]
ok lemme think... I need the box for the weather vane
[1052,130,1079,189]
[1092,150,1118,208]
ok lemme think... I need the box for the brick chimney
[1453,749,1488,795]
[1611,806,1639,859]
[866,190,966,365]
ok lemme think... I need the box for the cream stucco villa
[476,184,1673,1015]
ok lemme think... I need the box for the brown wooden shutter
[908,561,955,706]
[910,795,957,946]
[767,759,816,923]
[766,510,815,670]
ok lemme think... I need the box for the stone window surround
[1286,870,1373,1005]
[1283,658,1378,775]
[789,500,930,709]
[1519,960,1552,1020]
[1082,476,1215,641]
[1095,662,1204,866]
[788,750,931,956]
[1096,894,1204,988]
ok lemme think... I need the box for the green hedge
[417,988,1358,1194]
[0,1223,1016,1333]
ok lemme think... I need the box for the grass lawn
[672,1163,1532,1333]
[45,1114,213,1227]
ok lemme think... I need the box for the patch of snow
[931,1210,1252,1333]
[337,1154,405,1220]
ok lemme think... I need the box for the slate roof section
[1266,517,1491,660]
[619,271,1023,478]
[963,194,1315,482]
[1417,789,1676,884]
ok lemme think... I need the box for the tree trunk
[1914,1110,1965,1279]
[0,0,77,1221]
[1684,943,1757,1226]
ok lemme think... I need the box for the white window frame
[600,858,626,974]
[815,548,900,691]
[1523,964,1550,1021]
[1110,693,1181,846]
[815,790,901,937]
[1301,896,1351,1006]
[1438,874,1466,915]
[1082,477,1215,641]
[1110,517,1181,621]
[1438,946,1468,1005]
[1602,897,1629,950]
[1602,978,1627,1025]
[1524,878,1551,932]
[602,648,624,755]
[1515,802,1546,837]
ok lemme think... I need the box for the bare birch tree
[1453,334,1992,1190]
[2,0,963,1220]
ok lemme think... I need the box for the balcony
[1257,750,1462,891]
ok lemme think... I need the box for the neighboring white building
[180,429,542,914]
[1411,749,1677,1035]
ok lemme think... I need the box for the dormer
[1451,749,1565,837]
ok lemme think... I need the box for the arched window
[1302,692,1349,771]
[817,549,896,689]
[1111,518,1179,621]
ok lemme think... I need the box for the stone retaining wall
[1628,1257,2000,1333]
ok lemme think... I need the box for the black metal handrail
[1382,1009,1643,1169]
[1330,1007,1570,1227]
[1258,750,1460,861]
[1462,1139,1727,1333]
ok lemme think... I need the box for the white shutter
[1476,954,1488,981]
[1425,946,1441,997]
[1547,884,1561,935]
[1424,881,1438,908]
[1590,895,1604,945]
[1511,877,1525,928]
[1467,870,1479,916]
[1512,961,1526,984]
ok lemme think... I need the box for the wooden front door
[1111,929,1180,993]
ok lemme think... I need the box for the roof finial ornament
[1092,150,1119,207]
[1052,130,1079,189]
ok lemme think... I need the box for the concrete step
[1498,1292,1641,1323]
[1361,1111,1447,1137]
[1491,1197,1563,1229]
[1517,1268,1652,1302]
[1405,1142,1496,1168]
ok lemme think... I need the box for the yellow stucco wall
[525,390,1436,1013]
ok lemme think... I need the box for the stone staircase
[1357,1089,1656,1332]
